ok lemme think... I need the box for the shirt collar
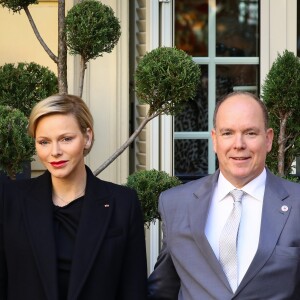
[216,168,266,202]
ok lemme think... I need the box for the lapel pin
[104,204,109,208]
[281,205,288,212]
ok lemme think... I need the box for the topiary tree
[0,105,35,180]
[135,47,201,116]
[65,0,121,97]
[0,62,57,179]
[262,50,300,177]
[0,0,121,96]
[0,62,58,117]
[125,169,181,227]
[0,0,36,12]
[93,46,201,175]
[0,0,67,93]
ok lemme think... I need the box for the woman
[0,94,147,300]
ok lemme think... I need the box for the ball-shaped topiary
[0,105,35,179]
[135,47,201,116]
[0,62,58,117]
[65,0,121,63]
[0,0,37,13]
[125,169,181,227]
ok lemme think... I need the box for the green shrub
[135,47,201,116]
[0,105,35,179]
[125,169,181,227]
[65,0,121,62]
[0,0,37,12]
[0,62,58,117]
[262,50,300,176]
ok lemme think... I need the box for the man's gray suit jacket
[148,169,300,299]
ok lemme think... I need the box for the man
[147,91,300,299]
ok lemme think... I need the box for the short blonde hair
[29,94,94,155]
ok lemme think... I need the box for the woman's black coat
[0,167,147,300]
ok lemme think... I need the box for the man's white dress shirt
[205,169,266,285]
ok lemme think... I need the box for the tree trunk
[78,57,87,98]
[24,6,58,64]
[57,0,68,94]
[277,112,291,176]
[93,111,160,176]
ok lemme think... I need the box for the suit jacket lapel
[236,170,292,294]
[22,172,58,300]
[188,171,232,291]
[68,170,113,300]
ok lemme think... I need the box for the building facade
[0,0,299,272]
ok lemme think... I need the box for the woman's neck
[52,170,87,206]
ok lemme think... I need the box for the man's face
[211,94,274,188]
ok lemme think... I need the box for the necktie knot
[230,189,244,203]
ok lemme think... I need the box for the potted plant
[0,106,35,180]
[125,169,181,228]
[261,50,300,179]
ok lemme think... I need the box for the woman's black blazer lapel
[21,172,59,300]
[67,167,114,300]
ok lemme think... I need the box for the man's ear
[211,129,217,153]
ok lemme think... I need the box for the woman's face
[35,113,92,180]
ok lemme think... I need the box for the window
[174,0,260,181]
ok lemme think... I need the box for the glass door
[174,0,260,180]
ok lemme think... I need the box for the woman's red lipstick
[50,160,68,168]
